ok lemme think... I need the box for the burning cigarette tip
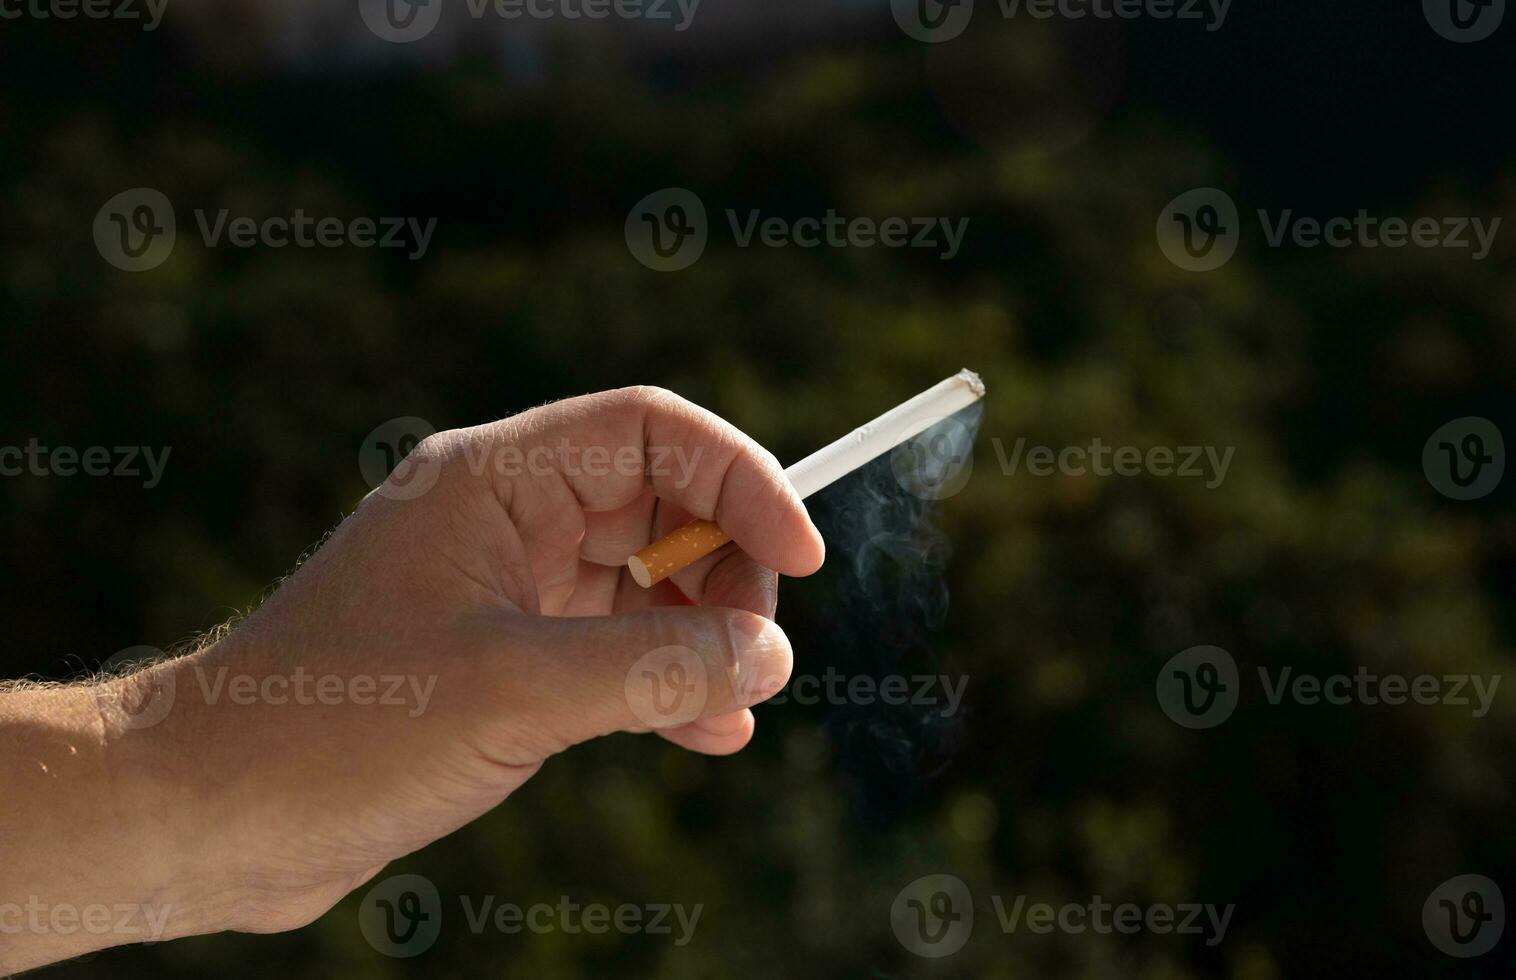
[956,368,986,398]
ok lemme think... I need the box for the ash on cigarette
[802,401,983,825]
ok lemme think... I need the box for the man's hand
[0,387,825,972]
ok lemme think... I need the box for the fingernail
[733,619,791,707]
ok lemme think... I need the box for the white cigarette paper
[784,368,986,500]
[628,369,986,588]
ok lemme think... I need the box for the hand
[0,387,825,971]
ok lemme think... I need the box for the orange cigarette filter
[627,519,731,588]
[626,370,986,589]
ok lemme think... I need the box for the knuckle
[404,430,482,489]
[413,430,453,459]
[414,431,466,473]
[619,384,678,411]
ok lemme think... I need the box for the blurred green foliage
[2,7,1514,979]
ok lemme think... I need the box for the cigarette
[627,369,986,588]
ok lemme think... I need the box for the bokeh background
[4,0,1515,976]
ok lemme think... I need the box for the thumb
[504,606,794,750]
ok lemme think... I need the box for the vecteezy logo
[1156,645,1239,729]
[360,873,442,957]
[1424,874,1504,957]
[624,645,708,728]
[359,417,442,501]
[1439,432,1496,486]
[891,0,973,42]
[1424,0,1505,41]
[625,188,708,271]
[1156,188,1240,272]
[94,188,177,272]
[1423,417,1504,501]
[891,874,974,958]
[359,0,444,43]
[891,414,976,500]
[94,646,176,731]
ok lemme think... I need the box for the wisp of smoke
[804,401,984,824]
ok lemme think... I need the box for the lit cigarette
[628,369,986,588]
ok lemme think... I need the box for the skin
[0,387,826,974]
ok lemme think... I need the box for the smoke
[804,402,984,825]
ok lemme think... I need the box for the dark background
[3,0,1513,976]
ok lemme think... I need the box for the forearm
[0,673,229,974]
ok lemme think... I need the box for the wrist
[0,675,232,974]
[97,631,379,940]
[94,650,253,942]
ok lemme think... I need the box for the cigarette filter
[627,369,985,588]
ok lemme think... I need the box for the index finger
[484,386,826,580]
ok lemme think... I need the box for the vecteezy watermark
[1254,210,1500,259]
[1257,667,1500,718]
[1156,188,1239,272]
[93,648,438,732]
[1156,645,1240,729]
[358,416,707,502]
[192,666,438,719]
[359,0,700,44]
[359,417,442,502]
[625,187,969,271]
[624,638,798,729]
[1423,417,1504,501]
[892,414,977,501]
[891,874,975,958]
[0,898,172,943]
[761,669,969,719]
[992,437,1234,488]
[1157,646,1502,729]
[890,0,974,42]
[989,895,1233,947]
[996,0,1228,29]
[890,874,1234,959]
[360,874,443,958]
[0,0,167,30]
[358,874,702,958]
[1424,0,1504,42]
[624,646,710,728]
[891,0,1228,43]
[1424,874,1504,957]
[94,646,177,731]
[458,895,702,945]
[1158,188,1501,271]
[0,439,171,488]
[94,188,438,272]
[456,440,703,489]
[622,648,964,726]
